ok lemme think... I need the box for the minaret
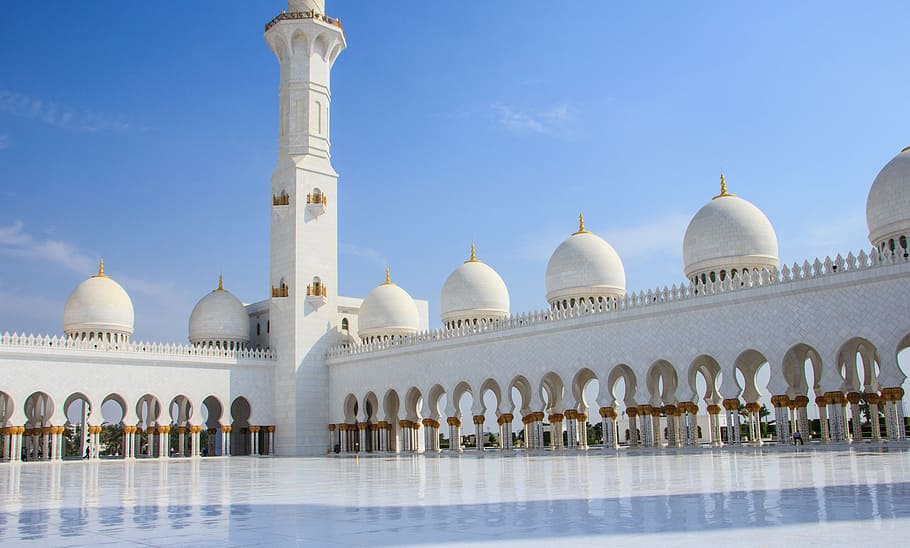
[265,0,346,456]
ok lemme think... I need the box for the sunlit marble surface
[2,446,909,546]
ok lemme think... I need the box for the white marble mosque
[2,0,910,467]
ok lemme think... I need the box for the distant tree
[101,423,123,456]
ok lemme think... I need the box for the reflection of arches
[230,396,252,456]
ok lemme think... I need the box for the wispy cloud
[0,134,8,150]
[0,221,170,297]
[493,102,571,135]
[0,88,128,132]
[340,242,387,269]
[512,213,691,264]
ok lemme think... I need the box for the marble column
[549,413,565,449]
[638,405,653,447]
[627,407,640,448]
[771,395,791,445]
[707,404,722,447]
[472,415,484,452]
[722,399,741,445]
[447,417,462,452]
[865,393,882,441]
[565,410,578,449]
[599,407,618,449]
[816,396,830,443]
[577,413,589,449]
[846,392,863,442]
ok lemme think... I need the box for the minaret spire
[574,213,589,235]
[467,242,478,263]
[215,273,225,292]
[714,172,736,199]
[94,258,107,278]
[384,267,392,285]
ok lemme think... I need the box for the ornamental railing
[327,246,910,360]
[265,11,342,32]
[0,333,276,361]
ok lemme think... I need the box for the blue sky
[1,1,908,343]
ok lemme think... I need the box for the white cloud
[339,242,387,269]
[0,89,128,132]
[493,102,572,135]
[0,221,168,296]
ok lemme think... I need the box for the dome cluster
[58,146,910,348]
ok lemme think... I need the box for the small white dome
[188,276,250,346]
[683,176,779,281]
[866,147,910,247]
[440,245,509,327]
[358,271,419,340]
[63,261,134,339]
[545,216,626,306]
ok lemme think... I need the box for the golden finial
[94,258,107,278]
[384,267,392,285]
[214,273,225,292]
[573,213,589,235]
[713,172,736,199]
[466,242,478,263]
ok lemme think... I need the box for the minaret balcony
[306,282,327,306]
[265,11,343,33]
[306,192,327,216]
[271,285,289,298]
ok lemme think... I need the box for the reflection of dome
[63,260,134,343]
[683,175,779,283]
[545,215,626,308]
[440,244,509,328]
[358,269,419,341]
[866,147,910,250]
[188,276,250,349]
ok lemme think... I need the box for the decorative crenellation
[327,246,910,359]
[0,332,276,361]
[265,10,342,32]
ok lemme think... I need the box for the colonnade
[328,388,908,455]
[1,423,276,461]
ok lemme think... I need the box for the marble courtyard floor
[1,446,909,547]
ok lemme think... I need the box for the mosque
[1,0,909,461]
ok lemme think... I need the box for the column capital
[770,395,790,408]
[446,417,462,427]
[706,404,721,415]
[721,398,740,411]
[472,415,485,425]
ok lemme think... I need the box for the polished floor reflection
[1,446,909,546]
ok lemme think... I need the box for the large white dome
[866,147,910,248]
[545,216,626,307]
[683,176,779,282]
[440,245,509,328]
[63,261,134,340]
[358,271,419,340]
[188,276,250,347]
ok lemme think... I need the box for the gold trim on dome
[573,213,589,235]
[93,259,107,278]
[713,172,736,199]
